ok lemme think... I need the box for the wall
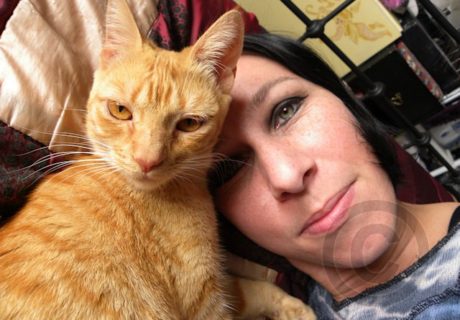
[236,0,402,77]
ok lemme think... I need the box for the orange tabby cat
[0,0,315,319]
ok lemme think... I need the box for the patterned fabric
[148,0,264,50]
[149,0,190,50]
[308,218,460,319]
[0,0,19,35]
[0,121,53,216]
[396,41,444,101]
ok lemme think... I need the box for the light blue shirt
[308,222,460,319]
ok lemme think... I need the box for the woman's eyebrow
[250,76,296,109]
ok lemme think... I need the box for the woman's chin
[330,241,393,270]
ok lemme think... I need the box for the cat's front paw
[268,296,316,320]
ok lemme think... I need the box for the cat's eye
[176,117,205,132]
[107,100,132,120]
[270,96,304,129]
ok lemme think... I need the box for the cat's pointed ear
[100,0,143,68]
[190,10,244,95]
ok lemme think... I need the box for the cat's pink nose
[134,157,163,173]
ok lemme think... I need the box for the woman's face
[215,54,398,269]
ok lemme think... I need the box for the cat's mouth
[135,173,153,182]
[127,171,170,191]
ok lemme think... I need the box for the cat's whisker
[181,164,209,177]
[11,150,109,175]
[11,125,84,141]
[173,167,213,185]
[49,133,110,150]
[10,125,111,150]
[87,166,121,181]
[55,164,116,185]
[212,152,253,167]
[80,165,121,182]
[171,163,210,185]
[13,157,72,177]
[171,153,234,188]
[41,156,117,183]
[183,172,207,184]
[84,165,120,177]
[13,145,60,157]
[211,152,232,162]
[20,157,104,182]
[45,167,94,186]
[15,143,97,157]
[21,162,75,188]
[106,153,127,166]
[19,157,110,185]
[184,155,225,171]
[199,152,232,163]
[173,161,203,173]
[212,153,253,169]
[170,171,194,185]
[205,153,253,189]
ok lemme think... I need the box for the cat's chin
[125,174,169,192]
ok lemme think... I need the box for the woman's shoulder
[429,202,459,230]
[442,202,460,231]
[403,201,460,240]
[308,208,460,319]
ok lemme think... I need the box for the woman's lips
[301,182,355,236]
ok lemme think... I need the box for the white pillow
[0,0,157,152]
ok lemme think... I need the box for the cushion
[0,0,157,150]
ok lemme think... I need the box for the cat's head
[86,0,244,190]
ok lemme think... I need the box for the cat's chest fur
[1,163,225,319]
[111,187,222,318]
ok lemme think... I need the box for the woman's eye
[271,97,304,129]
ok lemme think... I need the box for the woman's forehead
[236,54,287,75]
[233,55,294,97]
[233,55,317,101]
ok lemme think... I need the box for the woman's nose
[257,145,315,201]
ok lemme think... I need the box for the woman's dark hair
[243,32,401,187]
